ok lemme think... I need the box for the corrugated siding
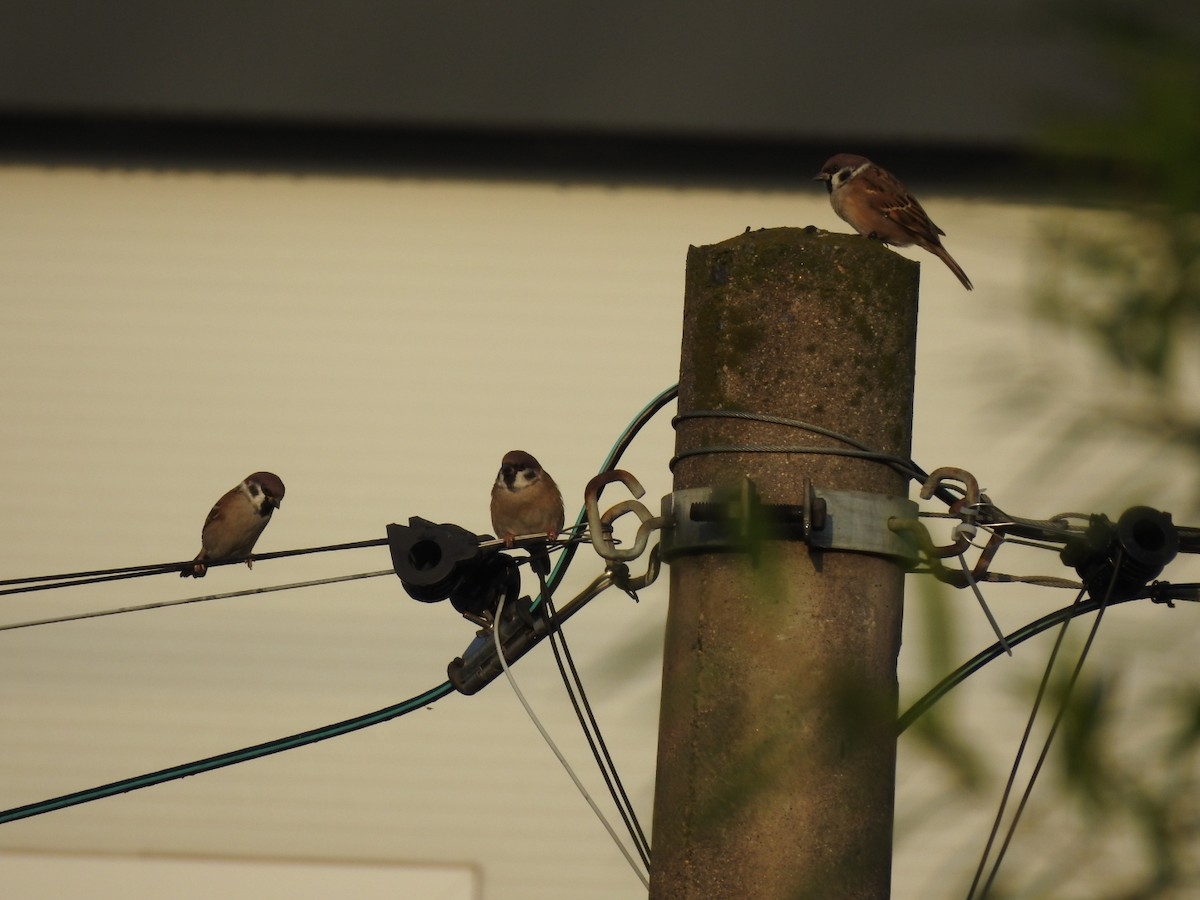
[1,164,1195,898]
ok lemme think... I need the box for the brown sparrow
[814,153,973,290]
[181,471,285,578]
[490,450,564,577]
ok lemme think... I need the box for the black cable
[0,682,455,825]
[974,553,1120,900]
[963,588,1085,900]
[546,597,652,869]
[896,582,1198,734]
[524,386,676,862]
[0,537,389,596]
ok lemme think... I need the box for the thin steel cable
[957,554,1013,656]
[673,408,932,483]
[0,570,396,632]
[669,444,926,479]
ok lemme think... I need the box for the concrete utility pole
[650,227,919,899]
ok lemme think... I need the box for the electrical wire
[972,555,1120,900]
[1,385,682,827]
[0,537,389,596]
[673,408,932,484]
[539,382,678,606]
[522,385,676,875]
[545,596,652,868]
[963,589,1084,900]
[956,554,1013,656]
[492,590,650,888]
[895,582,1197,734]
[0,570,396,633]
[669,444,926,478]
[525,384,674,874]
[0,682,454,825]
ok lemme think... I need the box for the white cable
[491,593,650,889]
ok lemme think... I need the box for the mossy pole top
[649,226,918,899]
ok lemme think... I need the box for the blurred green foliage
[1037,1,1200,474]
[906,4,1200,897]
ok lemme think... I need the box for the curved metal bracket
[585,470,668,562]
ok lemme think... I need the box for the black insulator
[387,517,517,616]
[1061,506,1179,601]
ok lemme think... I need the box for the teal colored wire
[0,682,454,824]
[537,383,679,607]
[0,385,682,825]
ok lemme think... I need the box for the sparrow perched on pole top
[490,450,564,577]
[181,471,285,578]
[814,153,973,290]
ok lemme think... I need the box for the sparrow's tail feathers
[932,244,973,291]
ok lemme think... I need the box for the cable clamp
[660,477,918,564]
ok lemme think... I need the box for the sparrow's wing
[861,167,946,243]
[199,490,232,539]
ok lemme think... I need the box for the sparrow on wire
[181,471,285,578]
[490,450,564,577]
[814,153,973,290]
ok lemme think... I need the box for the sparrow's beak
[812,172,828,181]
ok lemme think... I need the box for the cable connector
[1060,506,1179,601]
[448,596,552,695]
[386,517,520,619]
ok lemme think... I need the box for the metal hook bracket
[584,470,669,562]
